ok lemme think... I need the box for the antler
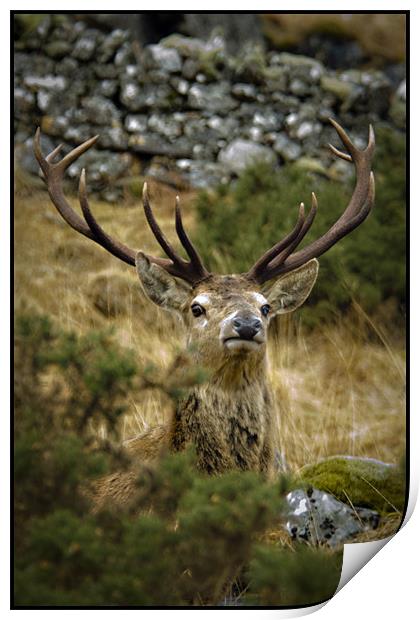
[246,119,375,284]
[33,129,210,285]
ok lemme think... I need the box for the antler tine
[245,120,375,284]
[248,203,306,280]
[142,183,211,284]
[35,129,211,284]
[78,169,136,266]
[267,193,318,274]
[34,128,97,238]
[45,143,64,164]
[175,195,209,278]
[142,183,184,264]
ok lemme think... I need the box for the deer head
[34,120,375,376]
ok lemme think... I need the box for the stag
[34,120,374,504]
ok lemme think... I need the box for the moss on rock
[298,456,406,515]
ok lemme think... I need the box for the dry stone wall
[14,16,406,200]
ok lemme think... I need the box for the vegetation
[13,121,405,606]
[193,126,405,327]
[14,314,343,607]
[299,456,406,514]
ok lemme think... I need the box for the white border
[4,4,415,618]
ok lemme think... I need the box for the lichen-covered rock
[72,29,102,61]
[24,74,67,93]
[120,82,174,112]
[231,83,258,102]
[298,456,406,514]
[65,149,133,191]
[143,44,182,73]
[44,40,72,59]
[218,139,276,174]
[188,83,236,113]
[273,134,302,161]
[82,96,121,125]
[97,29,129,63]
[284,487,380,546]
[14,87,35,117]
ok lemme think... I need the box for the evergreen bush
[14,313,342,607]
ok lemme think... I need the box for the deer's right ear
[135,252,192,313]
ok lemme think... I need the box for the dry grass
[14,181,406,472]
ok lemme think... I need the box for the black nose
[233,317,262,340]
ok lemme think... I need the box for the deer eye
[261,304,271,317]
[191,303,205,317]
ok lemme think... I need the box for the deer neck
[171,350,274,474]
[207,350,268,393]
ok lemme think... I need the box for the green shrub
[247,545,342,606]
[193,126,405,327]
[14,312,343,607]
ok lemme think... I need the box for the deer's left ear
[136,252,192,313]
[263,259,319,315]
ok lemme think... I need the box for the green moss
[298,456,406,514]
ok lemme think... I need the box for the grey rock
[96,80,118,98]
[231,83,258,101]
[218,139,276,174]
[128,134,192,159]
[289,78,312,97]
[253,110,283,132]
[207,115,240,138]
[35,15,52,40]
[58,57,79,77]
[40,115,70,138]
[273,134,302,161]
[177,160,230,188]
[82,96,121,125]
[285,487,380,547]
[16,134,55,176]
[98,29,129,63]
[170,77,190,96]
[44,40,72,59]
[263,65,289,92]
[182,58,200,81]
[64,125,96,144]
[321,75,354,101]
[147,114,182,140]
[14,87,35,116]
[114,42,134,66]
[396,79,406,102]
[269,92,300,112]
[390,96,406,130]
[143,44,182,73]
[274,52,324,71]
[120,82,173,112]
[92,63,118,80]
[66,149,133,186]
[124,114,148,134]
[14,52,34,75]
[162,32,225,58]
[36,89,54,112]
[295,121,322,141]
[188,83,237,113]
[247,126,264,142]
[99,126,129,150]
[72,29,101,61]
[24,75,67,92]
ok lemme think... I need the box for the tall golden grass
[14,182,406,472]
